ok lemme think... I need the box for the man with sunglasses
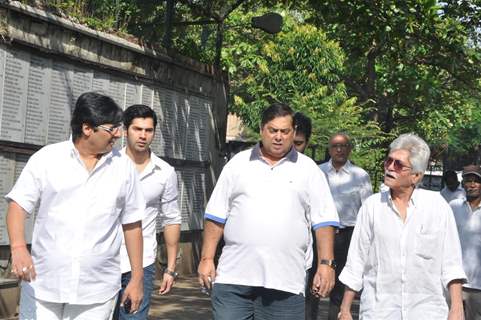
[113,104,181,320]
[6,92,145,319]
[319,133,372,320]
[337,133,466,320]
[450,165,481,320]
[198,103,339,320]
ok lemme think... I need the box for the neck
[390,185,415,204]
[74,139,102,160]
[332,160,347,171]
[468,197,481,210]
[126,147,150,166]
[260,147,285,166]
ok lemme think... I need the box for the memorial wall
[0,1,227,251]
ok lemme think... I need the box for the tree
[307,0,481,155]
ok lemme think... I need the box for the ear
[411,172,423,186]
[82,123,94,137]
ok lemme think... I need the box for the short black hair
[260,103,294,128]
[443,170,458,181]
[71,92,123,141]
[294,112,312,142]
[123,104,158,130]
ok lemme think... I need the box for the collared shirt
[339,188,466,319]
[120,149,181,273]
[440,185,465,203]
[319,160,372,227]
[5,140,145,304]
[450,199,481,290]
[205,144,339,295]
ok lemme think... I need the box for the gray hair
[389,133,430,174]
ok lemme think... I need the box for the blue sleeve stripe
[204,213,226,224]
[312,221,340,230]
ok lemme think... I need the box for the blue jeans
[113,263,156,320]
[211,283,305,320]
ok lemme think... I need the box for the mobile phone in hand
[123,299,132,313]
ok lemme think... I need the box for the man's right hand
[11,245,36,282]
[197,258,216,290]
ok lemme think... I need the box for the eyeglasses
[329,143,350,150]
[384,157,412,172]
[96,124,122,135]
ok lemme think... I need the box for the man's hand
[197,258,216,290]
[120,277,143,314]
[337,310,353,320]
[311,264,335,298]
[11,246,36,282]
[158,272,175,295]
[447,306,464,320]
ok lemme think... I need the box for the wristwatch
[319,259,337,269]
[164,269,179,279]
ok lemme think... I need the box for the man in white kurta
[6,92,145,319]
[338,133,466,320]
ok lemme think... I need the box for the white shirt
[319,160,372,227]
[339,188,466,319]
[440,185,465,203]
[120,149,181,273]
[205,145,339,295]
[450,199,481,290]
[5,141,145,304]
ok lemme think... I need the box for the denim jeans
[212,283,305,320]
[113,263,156,320]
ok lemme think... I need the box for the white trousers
[19,289,117,320]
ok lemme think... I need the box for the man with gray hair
[337,133,466,320]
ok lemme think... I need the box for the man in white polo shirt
[319,133,372,320]
[450,164,481,320]
[198,103,339,320]
[114,104,181,319]
[6,92,145,319]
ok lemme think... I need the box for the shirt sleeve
[204,163,232,224]
[310,165,340,230]
[339,201,373,291]
[158,169,181,227]
[5,152,42,214]
[360,171,373,203]
[441,204,467,288]
[120,159,146,225]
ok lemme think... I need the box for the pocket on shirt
[415,233,438,259]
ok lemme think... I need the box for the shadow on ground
[148,275,359,320]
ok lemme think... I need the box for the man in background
[293,112,312,154]
[441,170,465,203]
[450,164,481,320]
[319,133,372,320]
[115,104,181,319]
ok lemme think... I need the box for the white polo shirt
[120,149,181,273]
[339,188,466,319]
[440,185,465,203]
[450,199,481,290]
[319,160,372,227]
[205,145,339,295]
[5,140,145,304]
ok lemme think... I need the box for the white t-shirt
[120,149,181,273]
[205,145,339,295]
[319,160,372,227]
[450,198,481,290]
[6,141,145,304]
[340,188,466,319]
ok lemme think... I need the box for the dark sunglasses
[384,157,412,173]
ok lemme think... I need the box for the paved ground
[149,275,359,320]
